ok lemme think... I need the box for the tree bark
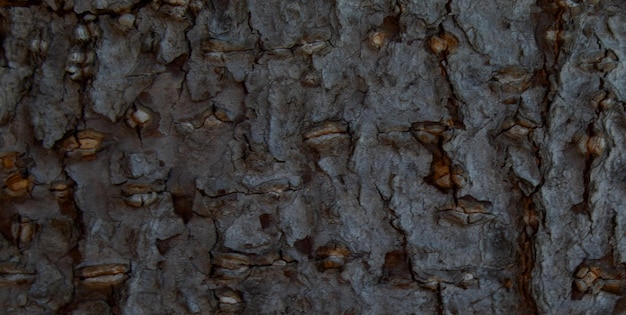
[1,0,625,314]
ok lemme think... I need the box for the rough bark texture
[1,0,626,314]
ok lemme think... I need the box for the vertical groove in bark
[520,0,568,312]
[517,195,540,315]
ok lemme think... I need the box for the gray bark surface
[1,0,625,314]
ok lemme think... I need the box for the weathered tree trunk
[1,0,626,314]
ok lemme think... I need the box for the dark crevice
[517,195,539,315]
[380,193,415,284]
[436,42,465,129]
[571,122,596,218]
[534,0,568,129]
[171,192,193,224]
[55,172,87,314]
[519,0,569,313]
[0,0,40,7]
[419,133,463,202]
[436,283,445,315]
